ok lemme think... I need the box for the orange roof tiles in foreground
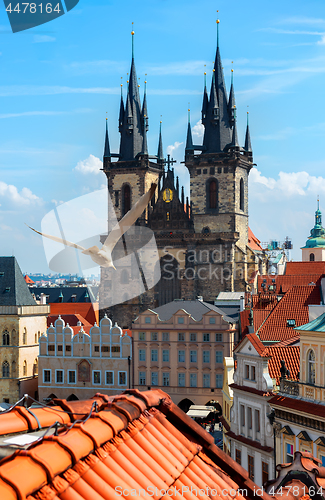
[285,261,325,276]
[248,227,263,252]
[0,390,275,500]
[257,273,323,294]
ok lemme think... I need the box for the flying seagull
[26,183,157,269]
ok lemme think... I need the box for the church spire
[201,69,208,125]
[104,117,111,159]
[118,80,124,133]
[157,120,164,161]
[119,27,145,161]
[228,67,236,127]
[142,77,149,132]
[185,108,194,153]
[230,106,239,149]
[202,18,231,153]
[244,111,252,153]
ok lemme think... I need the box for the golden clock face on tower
[163,188,173,203]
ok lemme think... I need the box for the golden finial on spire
[131,21,134,35]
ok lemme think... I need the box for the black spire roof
[103,119,111,159]
[157,121,164,161]
[244,112,252,153]
[202,25,232,153]
[185,109,194,153]
[119,33,145,161]
[228,69,235,127]
[0,257,36,307]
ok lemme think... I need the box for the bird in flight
[26,183,157,269]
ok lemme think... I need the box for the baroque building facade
[99,25,266,327]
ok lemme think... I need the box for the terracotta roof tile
[257,274,323,294]
[257,285,320,342]
[264,346,300,385]
[285,261,325,276]
[269,394,325,419]
[0,391,277,500]
[248,227,263,251]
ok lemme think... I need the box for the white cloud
[167,141,183,156]
[0,182,41,206]
[33,35,56,43]
[249,167,325,199]
[192,120,204,139]
[74,155,103,175]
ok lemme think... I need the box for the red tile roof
[0,391,276,500]
[229,383,273,397]
[240,308,271,337]
[24,274,35,284]
[285,261,325,276]
[264,346,300,385]
[257,285,320,342]
[47,314,92,328]
[248,227,263,252]
[274,335,300,347]
[257,274,323,294]
[269,394,325,419]
[50,303,99,325]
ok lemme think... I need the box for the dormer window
[287,319,296,327]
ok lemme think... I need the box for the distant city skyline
[0,0,325,271]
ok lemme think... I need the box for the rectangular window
[215,351,223,363]
[245,364,250,379]
[190,333,197,342]
[203,351,210,363]
[248,455,254,481]
[56,370,63,384]
[178,350,185,362]
[66,345,71,352]
[216,374,223,388]
[48,345,55,352]
[215,333,222,342]
[255,409,260,433]
[321,456,325,467]
[145,317,151,324]
[203,373,210,388]
[57,345,63,351]
[106,371,114,385]
[209,317,216,324]
[101,345,109,352]
[178,332,185,341]
[119,372,127,386]
[251,366,256,381]
[93,371,101,384]
[203,333,210,342]
[162,349,169,362]
[139,349,146,362]
[286,443,294,462]
[151,332,158,341]
[151,372,158,386]
[262,462,269,484]
[68,370,76,384]
[139,332,145,341]
[178,317,184,324]
[240,405,245,427]
[190,350,197,363]
[162,332,169,341]
[163,372,170,386]
[190,373,197,387]
[43,370,51,383]
[112,346,120,353]
[235,449,241,465]
[139,372,146,385]
[94,345,99,352]
[248,407,252,429]
[178,373,185,387]
[151,349,158,362]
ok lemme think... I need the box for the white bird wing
[103,183,157,252]
[26,224,86,251]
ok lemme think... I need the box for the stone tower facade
[99,27,265,328]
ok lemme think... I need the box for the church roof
[0,257,36,307]
[302,201,325,248]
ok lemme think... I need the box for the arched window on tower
[240,178,244,211]
[310,253,315,262]
[2,361,9,378]
[122,184,131,215]
[207,179,218,210]
[2,331,9,346]
[307,349,316,384]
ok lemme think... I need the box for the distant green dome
[305,236,325,248]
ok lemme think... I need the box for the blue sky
[1,0,325,272]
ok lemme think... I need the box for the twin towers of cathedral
[100,22,256,323]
